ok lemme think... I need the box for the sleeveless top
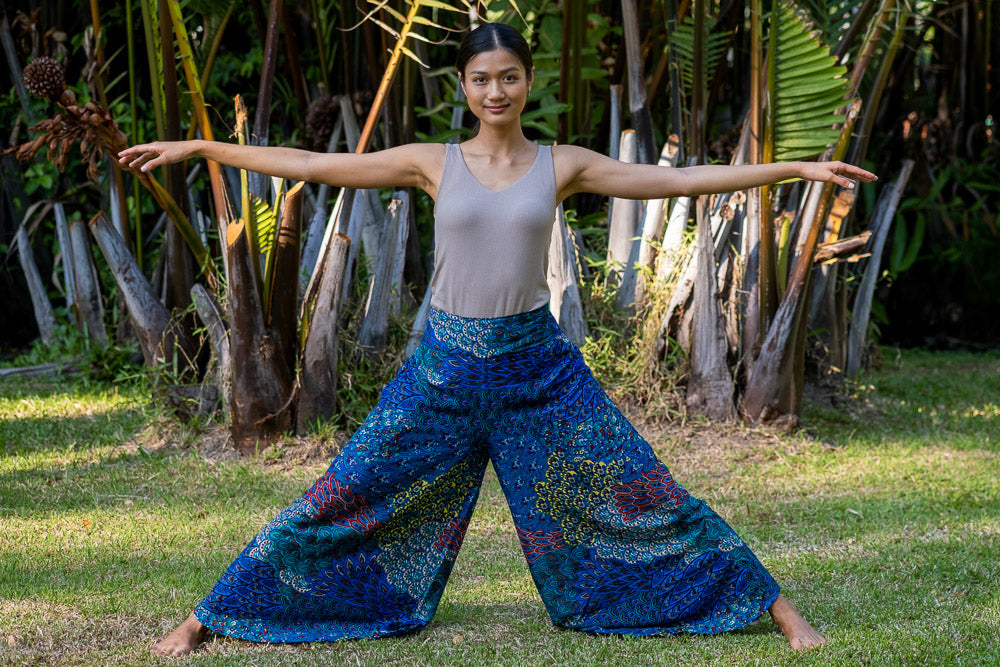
[430,142,556,318]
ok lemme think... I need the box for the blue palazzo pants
[194,306,780,642]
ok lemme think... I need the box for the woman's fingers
[830,162,878,182]
[117,142,175,172]
[808,161,877,188]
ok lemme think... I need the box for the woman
[121,22,874,658]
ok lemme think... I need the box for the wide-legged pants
[194,306,779,642]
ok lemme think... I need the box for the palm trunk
[358,192,409,351]
[191,283,231,420]
[621,0,657,164]
[88,212,173,366]
[298,233,351,433]
[226,220,294,455]
[619,139,682,309]
[249,0,284,198]
[607,130,640,286]
[15,226,57,345]
[68,217,108,346]
[846,160,915,376]
[686,194,736,421]
[547,205,589,347]
[742,106,861,426]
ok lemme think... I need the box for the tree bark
[15,226,57,345]
[226,221,294,455]
[298,233,351,433]
[621,0,657,164]
[359,192,409,351]
[685,196,737,421]
[607,130,640,286]
[191,283,231,420]
[619,138,682,309]
[547,205,589,346]
[847,160,915,376]
[88,212,175,367]
[68,216,108,346]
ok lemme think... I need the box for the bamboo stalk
[125,0,144,271]
[690,0,706,164]
[758,0,779,334]
[356,1,424,154]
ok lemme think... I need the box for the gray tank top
[430,143,556,318]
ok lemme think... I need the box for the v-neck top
[430,142,556,318]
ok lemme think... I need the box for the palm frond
[671,15,731,101]
[769,0,850,162]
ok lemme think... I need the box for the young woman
[121,22,874,658]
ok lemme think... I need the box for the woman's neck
[466,122,533,157]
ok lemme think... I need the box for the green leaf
[251,195,278,257]
[418,0,467,11]
[400,46,429,68]
[382,5,406,24]
[775,114,845,132]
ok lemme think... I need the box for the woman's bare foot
[769,595,827,650]
[152,612,208,657]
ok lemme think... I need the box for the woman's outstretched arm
[118,140,443,193]
[554,144,876,202]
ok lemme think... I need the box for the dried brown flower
[23,56,66,101]
[5,100,128,182]
[305,95,341,151]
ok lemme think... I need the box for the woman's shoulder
[550,144,603,178]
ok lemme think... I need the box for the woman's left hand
[800,161,877,189]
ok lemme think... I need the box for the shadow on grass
[0,446,312,516]
[0,406,149,456]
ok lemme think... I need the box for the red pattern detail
[303,474,379,533]
[612,465,689,521]
[433,516,469,555]
[516,526,566,563]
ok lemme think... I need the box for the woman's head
[456,23,534,128]
[456,23,532,82]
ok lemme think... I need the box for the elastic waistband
[425,305,560,357]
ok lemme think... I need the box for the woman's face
[460,47,533,128]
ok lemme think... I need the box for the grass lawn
[1,349,998,665]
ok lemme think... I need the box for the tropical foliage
[1,0,995,450]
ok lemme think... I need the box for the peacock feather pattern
[194,306,779,642]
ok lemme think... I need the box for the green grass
[1,349,998,665]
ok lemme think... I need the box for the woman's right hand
[118,140,200,173]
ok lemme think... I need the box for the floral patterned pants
[194,306,779,642]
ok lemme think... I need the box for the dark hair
[455,23,533,81]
